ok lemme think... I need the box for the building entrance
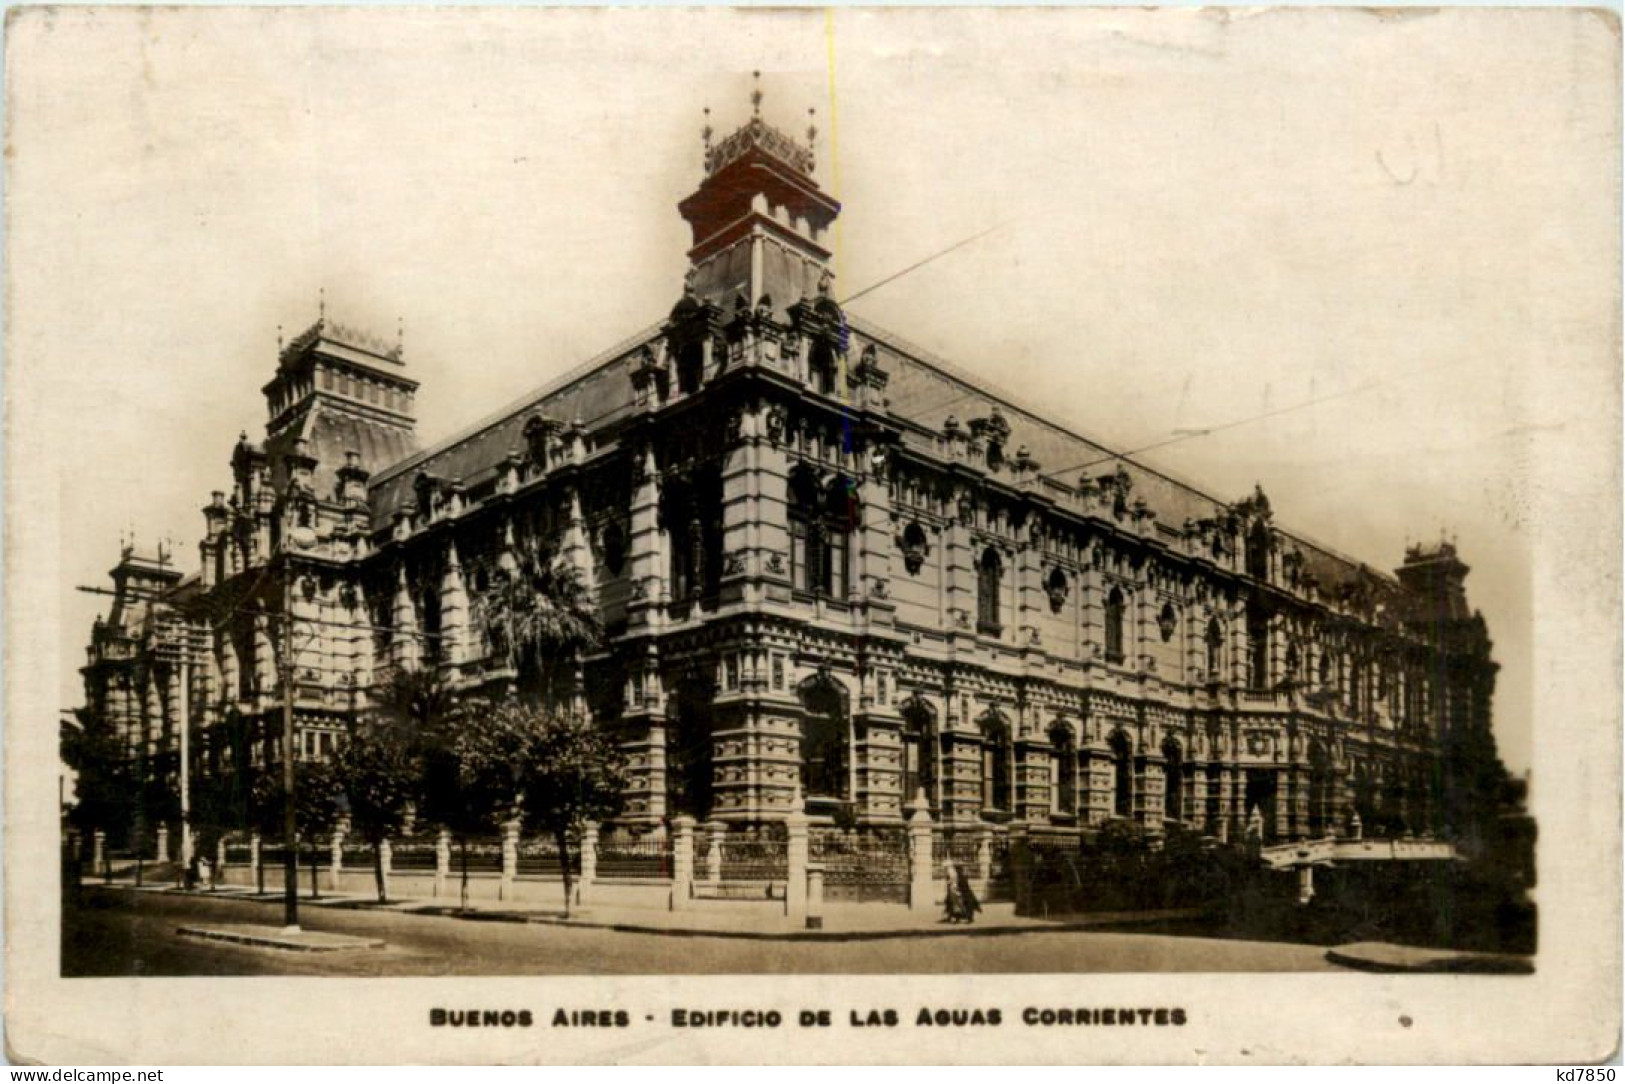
[1244,769,1278,842]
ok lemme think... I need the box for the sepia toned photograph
[6,5,1618,1065]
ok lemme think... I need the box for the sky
[11,6,1622,779]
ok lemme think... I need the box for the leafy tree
[186,760,249,886]
[250,757,344,898]
[332,721,421,903]
[510,703,627,916]
[416,695,523,910]
[476,552,600,705]
[60,708,135,859]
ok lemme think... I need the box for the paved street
[64,887,1338,977]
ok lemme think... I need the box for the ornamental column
[626,441,665,629]
[439,539,468,671]
[391,563,418,671]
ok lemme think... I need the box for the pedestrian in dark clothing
[943,860,983,924]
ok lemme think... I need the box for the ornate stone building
[82,100,1500,849]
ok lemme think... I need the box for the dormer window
[809,342,838,396]
[675,341,704,396]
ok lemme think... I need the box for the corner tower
[677,75,840,317]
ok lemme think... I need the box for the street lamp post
[280,574,299,933]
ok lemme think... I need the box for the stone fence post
[906,789,934,913]
[705,820,725,885]
[500,820,519,900]
[577,821,599,906]
[1008,823,1033,916]
[92,830,106,877]
[976,824,993,886]
[214,837,227,887]
[249,832,261,888]
[670,815,696,911]
[328,829,344,892]
[156,824,170,864]
[806,863,825,929]
[435,829,451,899]
[785,793,809,921]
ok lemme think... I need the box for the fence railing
[448,836,504,874]
[718,837,788,881]
[930,832,983,876]
[596,837,670,879]
[391,840,440,871]
[811,828,910,902]
[517,838,582,878]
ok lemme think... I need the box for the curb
[1325,944,1535,975]
[87,883,1201,943]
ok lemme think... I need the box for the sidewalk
[1325,941,1534,974]
[82,878,1205,941]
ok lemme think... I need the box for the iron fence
[596,837,670,879]
[717,836,788,882]
[517,837,581,878]
[447,836,504,874]
[390,840,440,871]
[811,827,910,903]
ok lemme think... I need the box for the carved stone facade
[83,103,1500,849]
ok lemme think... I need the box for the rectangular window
[1049,756,1061,815]
[790,519,810,593]
[876,671,888,706]
[771,654,786,692]
[827,531,848,598]
[724,654,740,691]
[982,747,996,809]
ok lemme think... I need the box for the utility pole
[281,572,299,932]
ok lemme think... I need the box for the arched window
[1104,587,1127,663]
[799,674,849,801]
[1205,617,1223,679]
[1162,738,1184,822]
[1109,730,1134,818]
[900,697,937,811]
[977,548,1004,635]
[665,470,723,603]
[979,713,1012,813]
[789,469,854,600]
[1049,722,1077,817]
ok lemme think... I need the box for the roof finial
[318,286,326,323]
[806,106,818,146]
[702,106,713,153]
[751,70,763,118]
[276,324,284,352]
[397,315,404,353]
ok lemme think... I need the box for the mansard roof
[268,401,420,504]
[361,309,1399,600]
[368,323,664,521]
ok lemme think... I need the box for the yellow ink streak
[822,7,844,289]
[823,7,851,402]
